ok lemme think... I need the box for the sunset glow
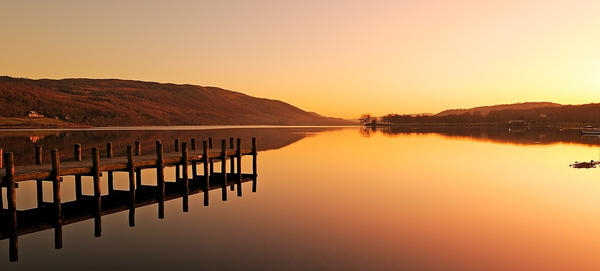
[1,0,599,118]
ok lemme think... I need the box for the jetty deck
[0,148,254,183]
[0,137,259,262]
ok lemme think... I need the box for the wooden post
[106,142,113,158]
[35,145,42,165]
[156,140,165,219]
[229,138,235,191]
[35,145,43,207]
[92,147,101,237]
[252,137,257,176]
[51,150,62,225]
[0,147,3,169]
[0,179,3,214]
[221,139,227,201]
[36,178,43,208]
[252,137,257,192]
[209,137,214,175]
[182,142,189,212]
[106,142,114,195]
[74,144,82,201]
[135,141,142,187]
[191,138,197,180]
[54,222,63,250]
[5,152,18,262]
[203,140,209,206]
[175,139,180,181]
[127,145,136,227]
[236,138,242,197]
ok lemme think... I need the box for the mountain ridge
[0,76,352,126]
[435,102,563,116]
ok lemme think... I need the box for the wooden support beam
[106,142,114,195]
[51,149,62,225]
[191,138,197,180]
[0,182,3,214]
[35,145,44,208]
[236,138,242,197]
[54,223,62,250]
[74,144,82,201]
[36,179,43,208]
[35,145,42,165]
[229,137,235,191]
[156,140,165,219]
[5,152,18,262]
[221,139,227,201]
[135,141,142,187]
[203,140,209,206]
[209,138,214,175]
[174,139,180,181]
[252,137,257,176]
[92,147,101,237]
[127,145,135,227]
[181,142,189,212]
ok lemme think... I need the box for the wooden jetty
[0,137,258,262]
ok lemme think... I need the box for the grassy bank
[0,117,84,128]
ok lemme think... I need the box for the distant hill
[0,76,351,126]
[380,102,600,125]
[435,102,562,116]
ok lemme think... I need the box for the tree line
[360,103,600,125]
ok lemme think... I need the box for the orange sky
[1,0,599,118]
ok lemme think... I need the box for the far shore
[363,122,600,130]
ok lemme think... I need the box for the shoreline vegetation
[359,102,600,130]
[0,116,91,129]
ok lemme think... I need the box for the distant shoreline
[0,124,358,131]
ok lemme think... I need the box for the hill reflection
[0,127,342,166]
[361,126,599,146]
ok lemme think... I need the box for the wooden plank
[0,149,252,182]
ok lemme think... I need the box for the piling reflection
[0,168,258,262]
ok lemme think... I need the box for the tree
[359,113,377,126]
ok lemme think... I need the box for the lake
[1,126,600,270]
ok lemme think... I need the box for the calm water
[2,126,600,270]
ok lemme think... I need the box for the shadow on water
[0,166,257,262]
[0,126,326,263]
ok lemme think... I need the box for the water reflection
[362,125,600,146]
[3,127,600,270]
[0,127,341,166]
[0,168,257,262]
